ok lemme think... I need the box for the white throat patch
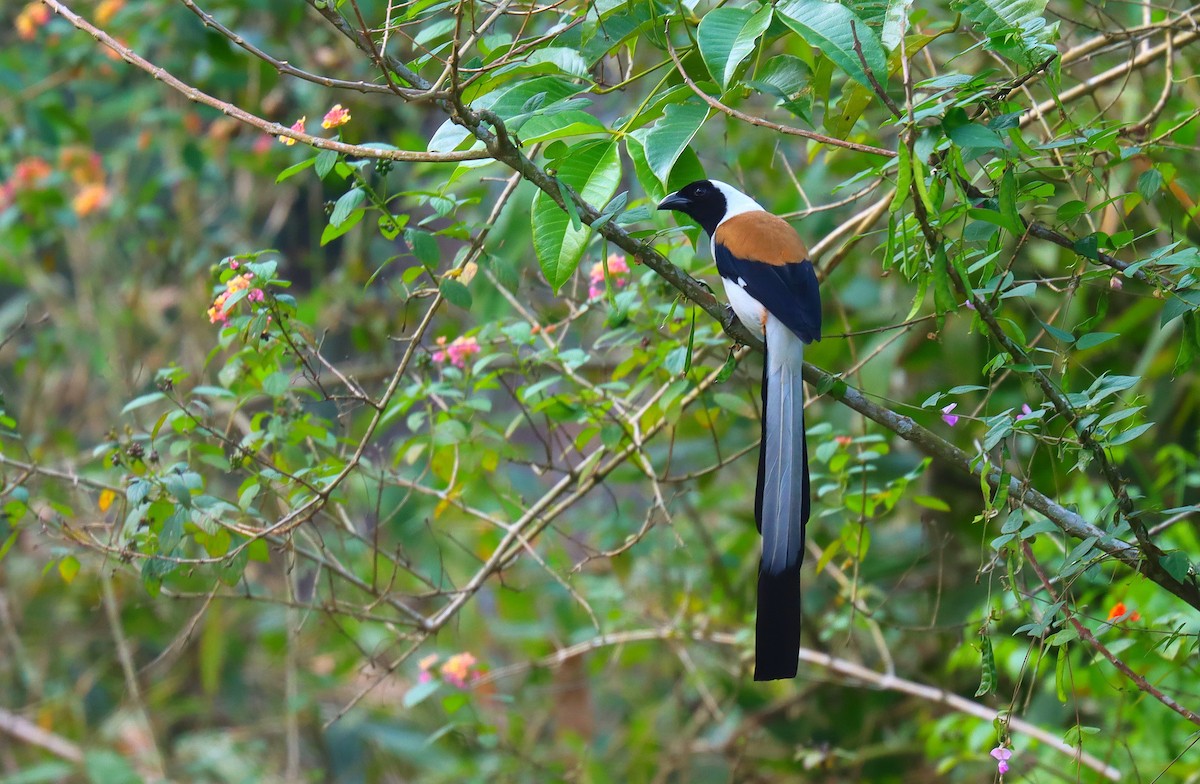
[710,180,765,227]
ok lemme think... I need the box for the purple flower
[991,746,1012,775]
[1015,403,1033,421]
[941,403,960,427]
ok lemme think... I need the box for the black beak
[657,192,690,212]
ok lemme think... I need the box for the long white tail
[754,314,809,681]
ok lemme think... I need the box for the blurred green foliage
[2,0,1200,781]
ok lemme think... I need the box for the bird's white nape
[710,180,765,225]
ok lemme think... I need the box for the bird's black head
[657,180,727,237]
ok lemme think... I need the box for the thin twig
[475,626,1120,780]
[41,0,485,160]
[1022,541,1200,727]
[664,23,896,158]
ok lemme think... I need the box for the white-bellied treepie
[658,179,822,681]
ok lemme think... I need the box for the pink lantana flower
[440,652,479,687]
[588,252,631,299]
[207,269,264,324]
[941,403,960,427]
[990,746,1012,775]
[322,104,352,129]
[279,116,305,146]
[432,335,481,369]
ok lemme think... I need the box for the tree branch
[1022,541,1200,727]
[41,0,485,161]
[476,626,1121,780]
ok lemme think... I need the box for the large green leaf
[532,140,621,292]
[697,5,773,90]
[642,100,708,186]
[518,109,610,144]
[842,0,912,48]
[776,0,887,90]
[627,135,707,204]
[951,0,1055,66]
[880,0,915,49]
[428,76,587,153]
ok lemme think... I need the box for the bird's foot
[722,304,738,333]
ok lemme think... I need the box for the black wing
[715,246,822,344]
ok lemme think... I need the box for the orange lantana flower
[16,3,50,40]
[1107,602,1141,622]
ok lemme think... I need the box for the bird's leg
[722,303,738,333]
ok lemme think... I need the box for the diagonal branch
[40,0,485,161]
[303,0,1200,615]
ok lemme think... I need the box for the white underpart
[722,277,767,336]
[710,180,769,335]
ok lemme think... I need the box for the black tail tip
[755,567,802,681]
[753,659,799,681]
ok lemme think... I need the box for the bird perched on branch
[658,179,822,681]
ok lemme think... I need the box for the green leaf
[1137,169,1163,201]
[84,750,144,784]
[406,228,440,265]
[403,678,440,708]
[1175,311,1200,374]
[913,495,950,512]
[517,110,609,144]
[752,55,811,97]
[122,392,165,414]
[440,279,473,309]
[320,208,363,245]
[330,187,366,227]
[1038,319,1074,343]
[190,385,234,399]
[776,0,887,90]
[532,140,621,292]
[1000,281,1036,299]
[1160,551,1193,582]
[1075,332,1118,350]
[880,0,915,49]
[950,0,1054,66]
[0,762,76,784]
[315,148,339,179]
[57,555,80,584]
[1107,422,1153,446]
[643,101,708,186]
[948,122,1007,152]
[664,345,690,376]
[275,156,316,183]
[698,6,773,90]
[716,350,740,383]
[825,81,874,139]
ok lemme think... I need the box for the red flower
[1107,602,1141,622]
